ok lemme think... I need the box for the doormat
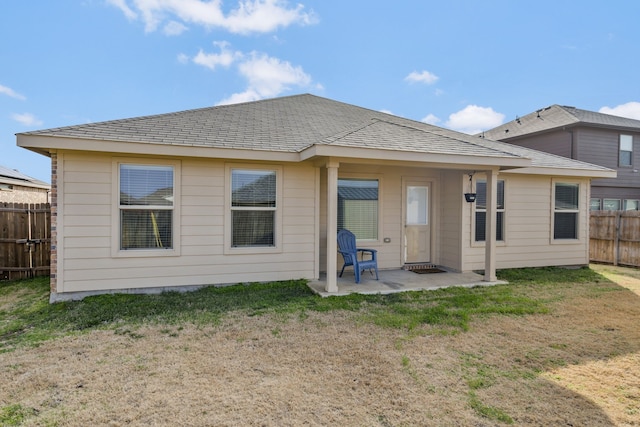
[411,268,446,274]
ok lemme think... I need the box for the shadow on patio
[308,268,507,297]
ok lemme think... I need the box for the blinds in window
[231,169,276,247]
[554,183,578,239]
[120,164,173,206]
[475,179,505,242]
[475,180,504,210]
[337,179,378,240]
[119,164,174,250]
[232,170,276,207]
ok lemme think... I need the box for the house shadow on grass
[438,264,640,426]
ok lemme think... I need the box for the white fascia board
[17,135,301,162]
[502,166,617,178]
[300,144,532,169]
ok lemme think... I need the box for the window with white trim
[619,134,633,167]
[590,198,601,211]
[119,164,174,250]
[475,179,505,242]
[338,178,379,240]
[553,182,579,240]
[624,199,639,211]
[603,199,621,211]
[231,169,277,247]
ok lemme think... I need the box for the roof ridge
[321,119,380,144]
[325,117,526,160]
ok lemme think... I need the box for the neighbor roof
[0,164,49,188]
[17,94,614,177]
[480,104,640,141]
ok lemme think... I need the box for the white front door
[404,182,431,264]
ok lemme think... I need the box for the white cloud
[106,0,137,20]
[421,113,441,125]
[177,53,190,64]
[599,102,640,120]
[109,0,317,35]
[11,113,43,127]
[193,41,242,70]
[217,52,312,105]
[163,20,188,36]
[445,105,505,134]
[0,84,26,100]
[405,70,439,85]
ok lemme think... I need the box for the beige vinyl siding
[438,171,463,271]
[58,151,317,294]
[320,164,440,272]
[461,174,590,271]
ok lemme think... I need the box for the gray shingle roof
[0,164,49,187]
[19,94,612,174]
[480,104,640,141]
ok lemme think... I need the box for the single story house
[16,94,615,302]
[0,164,50,204]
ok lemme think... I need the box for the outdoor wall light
[464,172,476,203]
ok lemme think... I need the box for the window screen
[554,183,579,239]
[338,178,378,240]
[620,134,633,166]
[603,199,621,211]
[231,169,276,247]
[475,179,505,242]
[119,164,174,249]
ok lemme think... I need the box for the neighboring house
[16,94,614,301]
[480,105,640,211]
[0,164,50,203]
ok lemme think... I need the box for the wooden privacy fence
[0,202,51,280]
[590,210,640,267]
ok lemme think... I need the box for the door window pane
[407,186,428,225]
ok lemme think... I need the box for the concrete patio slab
[308,268,507,297]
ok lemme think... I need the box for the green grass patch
[496,266,605,285]
[468,391,514,424]
[0,266,608,351]
[360,284,546,332]
[0,404,37,426]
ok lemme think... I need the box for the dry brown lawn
[1,265,639,426]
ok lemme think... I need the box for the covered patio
[308,268,507,297]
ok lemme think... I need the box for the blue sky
[2,0,640,183]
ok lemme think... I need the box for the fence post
[614,211,621,266]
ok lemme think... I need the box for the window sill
[112,248,181,258]
[550,238,583,245]
[225,246,283,255]
[471,241,507,248]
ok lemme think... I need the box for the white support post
[325,161,339,292]
[484,169,498,281]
